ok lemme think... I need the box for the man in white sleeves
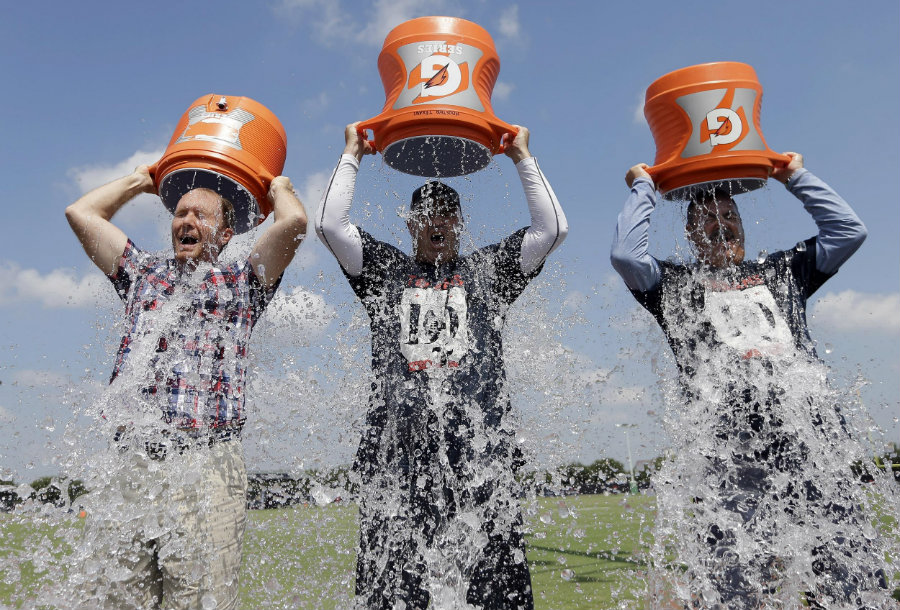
[316,123,567,610]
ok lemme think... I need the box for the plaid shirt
[108,240,279,430]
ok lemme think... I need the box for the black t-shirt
[345,228,541,477]
[631,237,833,379]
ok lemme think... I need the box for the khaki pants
[73,439,247,610]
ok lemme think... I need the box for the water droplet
[560,568,575,581]
[756,249,768,263]
[824,343,833,354]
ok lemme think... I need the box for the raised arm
[65,165,154,275]
[314,123,375,277]
[610,164,661,292]
[772,152,867,275]
[249,176,308,288]
[505,126,569,274]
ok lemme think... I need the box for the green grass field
[1,493,896,608]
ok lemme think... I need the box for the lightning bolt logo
[424,63,450,90]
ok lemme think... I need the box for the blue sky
[1,1,897,480]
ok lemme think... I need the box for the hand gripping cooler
[358,16,517,177]
[643,62,789,200]
[150,95,287,233]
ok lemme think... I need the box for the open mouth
[430,232,445,245]
[179,235,199,246]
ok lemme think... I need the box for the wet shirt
[108,239,279,430]
[631,238,832,376]
[346,228,540,474]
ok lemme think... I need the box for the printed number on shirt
[399,286,469,371]
[704,285,795,359]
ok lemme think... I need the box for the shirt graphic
[399,284,469,371]
[704,284,796,359]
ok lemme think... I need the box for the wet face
[407,201,462,265]
[686,197,745,268]
[171,189,233,267]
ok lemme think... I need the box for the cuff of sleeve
[784,167,809,190]
[632,176,655,191]
[340,153,361,169]
[515,156,537,172]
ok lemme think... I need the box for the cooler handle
[490,119,518,155]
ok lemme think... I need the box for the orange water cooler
[150,95,287,233]
[359,16,517,177]
[644,62,789,200]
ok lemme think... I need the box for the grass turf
[1,493,896,608]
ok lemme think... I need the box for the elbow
[851,220,868,249]
[554,221,569,249]
[64,204,82,230]
[609,242,631,272]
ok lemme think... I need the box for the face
[407,203,462,265]
[686,197,745,268]
[171,189,233,266]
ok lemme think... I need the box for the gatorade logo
[676,88,765,158]
[392,41,484,111]
[705,107,743,146]
[175,106,254,151]
[409,54,469,102]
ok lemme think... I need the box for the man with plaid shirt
[65,164,307,609]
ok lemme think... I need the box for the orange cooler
[151,95,287,233]
[644,62,789,199]
[359,16,517,177]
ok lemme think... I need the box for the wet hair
[686,187,737,227]
[410,181,461,216]
[188,188,236,231]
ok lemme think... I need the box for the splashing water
[640,183,899,609]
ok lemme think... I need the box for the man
[610,155,886,607]
[315,123,567,610]
[65,164,307,609]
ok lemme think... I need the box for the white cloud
[0,262,110,309]
[69,149,164,195]
[496,5,520,39]
[276,0,455,47]
[811,290,900,334]
[298,170,333,210]
[493,81,514,102]
[68,148,169,233]
[301,91,330,116]
[632,90,645,124]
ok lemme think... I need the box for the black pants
[355,466,533,610]
[690,383,887,609]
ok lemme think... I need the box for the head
[171,188,235,267]
[686,189,745,268]
[406,182,462,265]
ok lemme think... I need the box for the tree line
[3,448,897,512]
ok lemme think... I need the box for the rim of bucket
[646,61,759,101]
[158,168,261,234]
[383,16,495,47]
[383,135,492,177]
[661,177,767,201]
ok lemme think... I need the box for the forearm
[314,154,363,276]
[250,179,307,287]
[610,177,660,292]
[787,168,867,274]
[518,157,568,274]
[65,173,144,275]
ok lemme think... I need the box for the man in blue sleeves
[611,154,887,608]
